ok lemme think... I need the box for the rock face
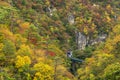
[89,34,107,45]
[76,32,87,50]
[45,5,57,16]
[76,31,107,50]
[68,14,74,25]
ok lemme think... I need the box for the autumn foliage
[0,0,120,80]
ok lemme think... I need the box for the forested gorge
[0,0,120,80]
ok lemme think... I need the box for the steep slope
[0,0,120,80]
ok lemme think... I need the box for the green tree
[2,40,16,55]
[103,62,120,80]
[22,0,27,6]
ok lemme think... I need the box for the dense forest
[0,0,120,80]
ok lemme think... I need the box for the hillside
[0,0,120,80]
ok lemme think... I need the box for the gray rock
[76,32,87,50]
[68,14,74,25]
[75,32,107,50]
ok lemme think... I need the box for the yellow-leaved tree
[15,55,31,68]
[16,44,32,56]
[33,62,54,80]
